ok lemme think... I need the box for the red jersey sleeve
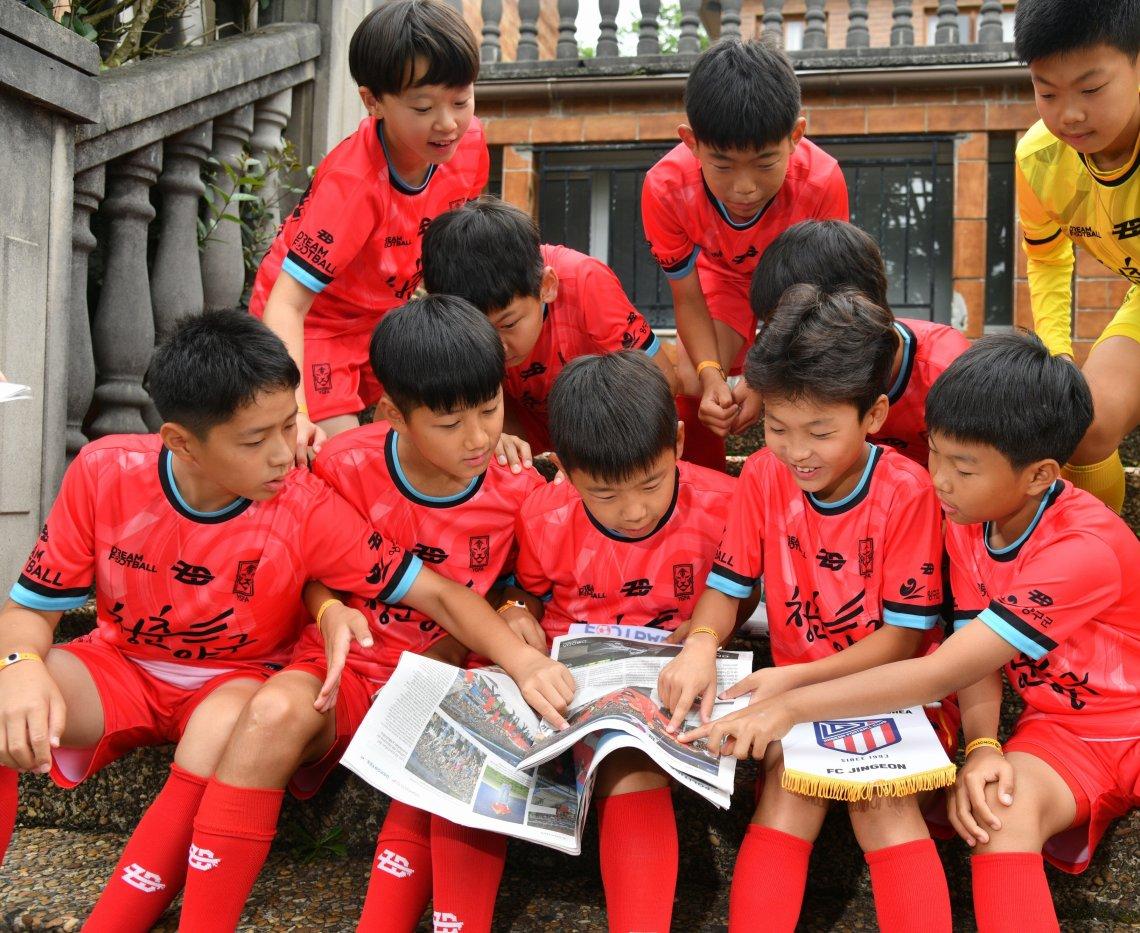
[513,503,554,601]
[641,165,699,280]
[815,162,851,221]
[706,454,765,599]
[579,258,660,356]
[977,535,1121,661]
[280,169,382,295]
[469,122,490,197]
[879,481,944,630]
[10,453,96,611]
[300,480,422,605]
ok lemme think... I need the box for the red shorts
[1004,716,1140,874]
[283,655,380,799]
[303,328,382,422]
[50,635,272,788]
[698,268,755,374]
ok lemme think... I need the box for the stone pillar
[67,166,105,461]
[201,104,254,312]
[249,89,294,266]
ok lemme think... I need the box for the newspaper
[340,633,752,854]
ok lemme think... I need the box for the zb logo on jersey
[620,578,653,597]
[171,560,214,586]
[413,543,449,564]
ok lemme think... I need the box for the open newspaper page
[518,634,752,808]
[340,654,592,854]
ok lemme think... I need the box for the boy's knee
[594,749,668,797]
[240,683,322,746]
[847,795,928,851]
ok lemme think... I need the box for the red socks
[84,763,208,932]
[596,786,678,933]
[178,778,285,932]
[729,824,812,932]
[0,766,16,865]
[429,815,507,933]
[866,838,951,933]
[676,395,727,472]
[358,801,433,932]
[971,852,1060,933]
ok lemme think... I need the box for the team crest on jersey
[312,362,332,395]
[232,560,258,601]
[171,560,214,586]
[673,563,695,599]
[858,538,874,577]
[469,535,490,571]
[814,718,901,755]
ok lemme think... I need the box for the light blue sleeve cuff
[282,257,328,294]
[384,555,423,605]
[662,246,701,281]
[10,582,88,612]
[883,607,940,631]
[706,569,753,600]
[978,606,1048,660]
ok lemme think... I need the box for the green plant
[282,818,348,864]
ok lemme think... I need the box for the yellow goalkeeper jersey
[1016,116,1140,357]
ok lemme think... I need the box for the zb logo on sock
[375,848,415,878]
[188,844,222,872]
[433,912,464,932]
[121,863,166,893]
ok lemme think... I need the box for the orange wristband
[696,359,726,381]
[315,598,340,635]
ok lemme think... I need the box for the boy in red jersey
[421,197,679,459]
[658,287,953,933]
[0,312,567,932]
[684,333,1140,933]
[750,220,969,468]
[177,297,572,933]
[251,0,488,455]
[511,351,736,932]
[641,38,849,441]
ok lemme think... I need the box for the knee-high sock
[971,852,1059,933]
[0,766,17,865]
[866,838,951,933]
[675,395,727,472]
[429,815,507,933]
[357,801,433,932]
[1064,451,1126,513]
[728,824,812,933]
[84,763,208,932]
[178,778,284,933]
[597,787,678,933]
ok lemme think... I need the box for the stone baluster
[152,122,211,345]
[517,0,540,60]
[845,0,869,47]
[803,0,827,49]
[890,0,914,46]
[677,0,702,53]
[719,0,741,41]
[481,0,502,62]
[67,166,104,460]
[249,89,293,266]
[556,0,579,58]
[977,0,1004,44]
[597,0,619,56]
[761,0,784,44]
[200,103,254,312]
[637,0,661,55]
[89,144,162,439]
[933,0,960,44]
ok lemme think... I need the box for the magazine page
[340,654,587,854]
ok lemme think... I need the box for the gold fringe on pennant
[780,763,958,802]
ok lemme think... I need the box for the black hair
[750,220,891,324]
[146,310,300,437]
[548,351,677,483]
[684,37,801,151]
[745,284,895,417]
[1014,0,1140,64]
[349,0,479,97]
[421,197,544,312]
[926,331,1093,469]
[370,294,505,415]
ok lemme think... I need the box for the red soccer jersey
[301,422,545,683]
[249,116,489,337]
[709,445,944,666]
[641,139,849,294]
[947,481,1140,738]
[11,435,420,670]
[506,244,660,453]
[514,460,735,643]
[873,319,970,468]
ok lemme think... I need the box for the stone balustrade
[67,23,320,457]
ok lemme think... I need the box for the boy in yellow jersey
[1014,0,1140,512]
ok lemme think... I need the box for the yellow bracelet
[964,737,1003,757]
[297,402,308,415]
[0,651,43,672]
[695,359,726,381]
[497,599,526,615]
[687,626,722,644]
[315,598,340,636]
